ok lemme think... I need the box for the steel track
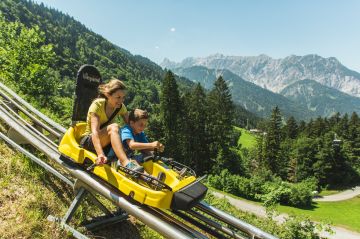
[0,83,277,239]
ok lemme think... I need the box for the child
[107,109,164,169]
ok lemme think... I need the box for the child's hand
[152,141,165,152]
[96,154,108,165]
[159,143,165,152]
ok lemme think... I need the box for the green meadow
[277,196,360,232]
[235,127,257,149]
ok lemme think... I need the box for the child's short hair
[129,109,149,122]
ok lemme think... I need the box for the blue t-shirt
[107,124,148,159]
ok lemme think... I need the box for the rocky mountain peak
[162,54,360,97]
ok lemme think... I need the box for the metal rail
[0,81,66,134]
[196,202,278,239]
[0,104,202,239]
[0,84,278,239]
[0,89,62,139]
[0,132,74,187]
[0,101,58,149]
[186,209,247,239]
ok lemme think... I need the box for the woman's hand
[96,154,108,165]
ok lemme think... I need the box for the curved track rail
[0,83,277,239]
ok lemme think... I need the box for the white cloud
[155,46,159,49]
[170,27,176,32]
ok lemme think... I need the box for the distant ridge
[161,54,360,98]
[280,79,360,117]
[170,65,315,120]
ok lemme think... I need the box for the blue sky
[34,0,360,71]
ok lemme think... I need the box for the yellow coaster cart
[58,65,207,210]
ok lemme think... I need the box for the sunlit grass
[235,127,257,149]
[318,189,341,196]
[0,141,162,238]
[210,185,360,233]
[276,196,360,232]
[0,142,70,238]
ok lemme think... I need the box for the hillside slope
[171,65,315,119]
[280,79,360,117]
[162,54,360,97]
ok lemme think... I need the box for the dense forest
[209,109,360,207]
[1,0,360,210]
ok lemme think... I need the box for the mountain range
[161,54,360,98]
[168,66,315,119]
[281,79,360,117]
[162,54,360,119]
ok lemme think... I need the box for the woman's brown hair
[98,78,126,98]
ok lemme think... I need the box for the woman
[79,78,143,172]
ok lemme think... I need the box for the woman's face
[106,89,126,108]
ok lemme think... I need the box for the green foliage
[158,73,242,175]
[0,0,173,124]
[206,76,235,172]
[236,127,257,149]
[250,106,360,189]
[279,196,360,233]
[205,193,326,239]
[0,15,60,109]
[263,106,283,175]
[182,83,211,173]
[160,71,184,159]
[284,116,298,139]
[279,216,327,239]
[208,170,317,207]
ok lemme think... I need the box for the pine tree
[284,116,298,139]
[160,71,183,159]
[346,112,360,168]
[312,117,326,137]
[264,106,283,174]
[338,113,349,138]
[206,76,234,171]
[182,84,210,174]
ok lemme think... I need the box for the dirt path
[211,191,360,239]
[314,186,360,202]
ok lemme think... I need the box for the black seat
[71,65,103,124]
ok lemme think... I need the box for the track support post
[48,183,128,239]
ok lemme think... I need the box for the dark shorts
[79,135,96,153]
[79,134,111,155]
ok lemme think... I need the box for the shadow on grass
[43,173,73,204]
[85,219,141,239]
[289,201,320,211]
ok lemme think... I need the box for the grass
[276,196,360,233]
[208,186,263,205]
[318,189,341,196]
[234,127,257,149]
[0,142,71,238]
[209,185,360,233]
[0,140,162,238]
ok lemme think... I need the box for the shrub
[207,170,315,207]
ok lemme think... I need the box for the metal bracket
[48,183,128,239]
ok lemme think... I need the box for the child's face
[106,89,126,108]
[130,119,148,134]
